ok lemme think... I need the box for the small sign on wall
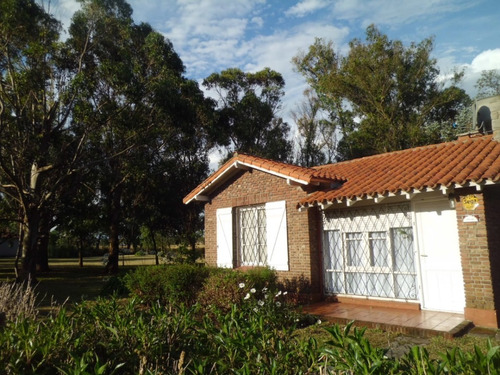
[462,194,479,211]
[463,215,479,223]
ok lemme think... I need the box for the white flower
[283,291,288,295]
[253,307,259,313]
[258,300,265,306]
[250,288,256,294]
[262,287,268,292]
[317,319,322,325]
[264,294,269,299]
[276,302,281,307]
[275,291,282,297]
[244,293,250,300]
[239,283,245,289]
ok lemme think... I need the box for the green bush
[100,275,128,297]
[124,264,209,306]
[2,294,500,374]
[191,303,319,374]
[196,268,246,312]
[0,298,199,374]
[196,267,279,313]
[278,274,314,306]
[244,267,278,293]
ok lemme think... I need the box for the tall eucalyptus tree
[0,0,92,279]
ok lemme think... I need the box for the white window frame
[216,200,289,271]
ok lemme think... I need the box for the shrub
[243,267,278,294]
[0,297,199,374]
[191,299,318,374]
[196,268,246,312]
[125,264,209,306]
[196,267,279,313]
[100,275,128,297]
[0,281,38,322]
[279,274,314,306]
[2,294,500,374]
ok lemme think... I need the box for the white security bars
[323,204,417,300]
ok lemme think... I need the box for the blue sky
[53,0,500,107]
[53,0,500,164]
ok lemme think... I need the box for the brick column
[455,186,500,328]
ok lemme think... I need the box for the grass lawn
[0,255,157,309]
[1,255,498,359]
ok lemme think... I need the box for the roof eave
[297,178,500,210]
[183,158,325,205]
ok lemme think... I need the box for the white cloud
[251,17,264,28]
[240,23,349,125]
[332,0,472,28]
[453,49,500,98]
[470,49,500,73]
[285,0,329,18]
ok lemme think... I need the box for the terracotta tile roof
[300,135,500,207]
[184,135,500,207]
[183,153,343,204]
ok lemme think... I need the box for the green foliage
[476,69,500,99]
[124,264,209,305]
[203,67,292,162]
[196,268,245,312]
[0,298,198,374]
[2,279,500,374]
[320,321,398,374]
[279,274,314,306]
[160,245,204,264]
[243,266,279,291]
[100,275,128,297]
[293,25,471,161]
[191,303,319,374]
[196,267,279,312]
[319,321,500,374]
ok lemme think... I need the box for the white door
[414,199,465,313]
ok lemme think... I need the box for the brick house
[184,130,500,328]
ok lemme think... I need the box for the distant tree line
[0,0,292,279]
[1,0,499,280]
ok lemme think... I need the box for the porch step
[302,302,473,338]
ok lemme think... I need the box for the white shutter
[216,207,233,268]
[266,200,289,271]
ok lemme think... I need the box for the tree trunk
[22,210,40,283]
[151,229,159,265]
[105,186,122,274]
[14,219,24,281]
[79,237,84,267]
[36,211,50,272]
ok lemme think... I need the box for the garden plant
[1,265,500,374]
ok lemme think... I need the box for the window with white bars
[236,205,267,266]
[322,204,418,300]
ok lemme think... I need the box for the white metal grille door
[237,205,267,266]
[323,204,418,300]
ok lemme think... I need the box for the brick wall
[455,186,500,328]
[203,168,323,294]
